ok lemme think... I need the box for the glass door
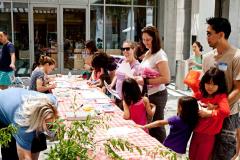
[30,4,60,73]
[60,6,87,74]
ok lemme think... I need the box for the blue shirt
[163,115,192,154]
[0,42,15,72]
[0,88,57,150]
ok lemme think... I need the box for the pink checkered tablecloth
[52,76,167,159]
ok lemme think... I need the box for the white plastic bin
[175,60,188,91]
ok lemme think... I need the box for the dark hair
[193,41,203,52]
[134,42,147,61]
[2,31,8,36]
[178,96,199,129]
[200,67,228,97]
[141,26,161,54]
[91,51,117,72]
[206,17,231,39]
[122,78,142,106]
[85,40,97,54]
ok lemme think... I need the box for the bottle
[68,71,72,78]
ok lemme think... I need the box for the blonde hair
[123,40,136,49]
[15,95,58,133]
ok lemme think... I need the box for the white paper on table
[117,62,134,78]
[107,127,136,138]
[104,81,121,99]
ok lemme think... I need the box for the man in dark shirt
[0,31,16,89]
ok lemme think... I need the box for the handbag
[183,70,202,92]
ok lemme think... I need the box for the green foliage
[47,116,110,160]
[47,117,188,160]
[104,138,142,160]
[0,124,17,147]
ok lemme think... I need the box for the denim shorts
[0,70,14,85]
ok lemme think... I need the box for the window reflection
[13,3,30,76]
[106,0,131,5]
[134,0,155,5]
[105,6,131,55]
[33,7,58,70]
[90,6,103,49]
[0,2,11,39]
[63,8,86,70]
[134,7,153,42]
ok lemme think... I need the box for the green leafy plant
[47,116,108,160]
[47,116,188,160]
[0,124,17,147]
[104,138,142,160]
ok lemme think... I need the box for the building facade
[0,0,239,77]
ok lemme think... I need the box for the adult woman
[0,88,58,160]
[29,55,56,93]
[136,26,170,143]
[83,40,98,70]
[110,41,140,107]
[188,41,203,70]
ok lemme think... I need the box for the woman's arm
[16,143,32,160]
[123,100,130,120]
[36,79,56,92]
[143,97,154,117]
[110,76,117,88]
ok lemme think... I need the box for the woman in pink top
[122,78,154,132]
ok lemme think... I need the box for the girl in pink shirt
[122,78,154,132]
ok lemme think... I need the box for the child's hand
[134,124,145,129]
[49,83,57,89]
[198,108,212,118]
[207,103,218,110]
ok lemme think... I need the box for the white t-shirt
[140,49,168,95]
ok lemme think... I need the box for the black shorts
[0,121,47,160]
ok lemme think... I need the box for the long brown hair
[141,26,161,54]
[39,55,56,66]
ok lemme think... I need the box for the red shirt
[194,92,230,135]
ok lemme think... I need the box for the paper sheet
[117,62,134,78]
[104,81,121,99]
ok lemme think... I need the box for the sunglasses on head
[121,47,131,51]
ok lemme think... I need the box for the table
[52,76,168,159]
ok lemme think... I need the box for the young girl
[136,96,199,154]
[29,55,56,93]
[87,52,111,88]
[122,78,154,132]
[187,67,230,160]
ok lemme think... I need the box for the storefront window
[0,2,12,40]
[13,2,30,76]
[134,0,155,6]
[90,0,104,4]
[33,7,58,71]
[134,7,154,42]
[105,6,131,55]
[106,0,131,5]
[63,8,86,70]
[90,6,103,49]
